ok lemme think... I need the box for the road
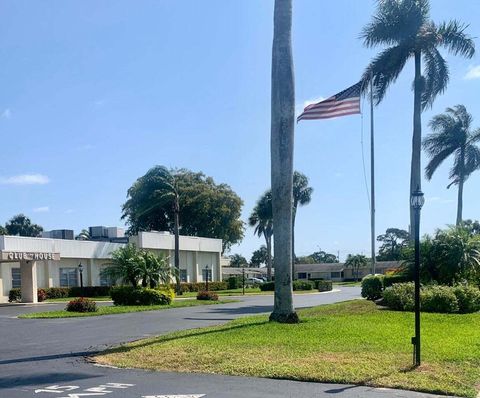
[0,287,453,398]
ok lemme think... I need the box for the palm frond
[361,43,412,103]
[437,20,475,58]
[421,47,449,109]
[424,146,456,180]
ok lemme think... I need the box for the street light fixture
[78,263,84,297]
[410,187,424,367]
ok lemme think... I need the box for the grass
[95,300,480,398]
[179,287,328,297]
[45,296,112,302]
[19,299,237,319]
[333,281,362,286]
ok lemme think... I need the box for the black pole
[80,270,84,297]
[413,206,421,366]
[205,266,209,292]
[242,267,245,295]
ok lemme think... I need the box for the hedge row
[382,283,480,313]
[196,291,219,301]
[8,286,112,302]
[361,274,412,301]
[110,286,174,306]
[174,282,228,293]
[259,280,332,292]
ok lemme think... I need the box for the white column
[45,260,54,288]
[0,263,4,302]
[193,252,199,283]
[20,260,38,303]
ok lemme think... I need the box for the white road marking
[142,395,206,398]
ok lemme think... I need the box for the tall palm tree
[361,0,475,238]
[249,191,274,281]
[292,171,313,276]
[270,0,298,323]
[423,105,480,225]
[137,166,181,295]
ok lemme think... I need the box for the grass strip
[19,299,237,319]
[95,300,480,398]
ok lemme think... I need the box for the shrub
[227,276,241,289]
[8,288,21,303]
[452,285,480,313]
[361,275,384,300]
[421,285,459,313]
[37,289,47,302]
[110,286,172,306]
[69,286,111,297]
[259,281,275,291]
[383,274,410,288]
[382,282,415,311]
[317,280,333,292]
[66,297,97,313]
[45,287,70,299]
[292,280,314,291]
[197,291,219,301]
[177,282,228,293]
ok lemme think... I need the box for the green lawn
[19,299,237,319]
[95,300,480,398]
[45,296,112,302]
[333,281,362,287]
[179,288,329,297]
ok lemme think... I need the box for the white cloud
[64,209,74,214]
[426,196,454,204]
[464,65,480,80]
[33,206,49,213]
[1,109,11,119]
[0,174,50,185]
[295,96,326,116]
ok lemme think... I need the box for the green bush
[8,288,21,303]
[69,286,111,297]
[45,287,70,299]
[227,276,241,289]
[292,280,315,291]
[66,297,97,313]
[178,282,228,293]
[317,280,333,292]
[382,282,415,311]
[383,274,410,288]
[259,281,275,291]
[196,291,219,301]
[110,286,172,306]
[452,285,480,313]
[421,285,459,313]
[361,275,384,300]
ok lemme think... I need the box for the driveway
[0,287,453,397]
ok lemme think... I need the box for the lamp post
[78,263,84,297]
[204,265,210,292]
[410,187,425,367]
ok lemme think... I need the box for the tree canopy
[5,214,43,237]
[229,253,248,268]
[250,245,270,268]
[122,167,244,253]
[295,250,338,264]
[377,228,410,261]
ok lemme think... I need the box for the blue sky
[1,1,479,261]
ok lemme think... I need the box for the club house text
[7,252,56,261]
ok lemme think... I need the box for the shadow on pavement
[0,351,100,366]
[0,372,100,388]
[205,305,272,315]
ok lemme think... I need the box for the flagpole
[370,73,376,275]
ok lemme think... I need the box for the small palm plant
[423,105,480,225]
[344,254,368,282]
[101,244,142,287]
[140,251,172,288]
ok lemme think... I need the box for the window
[12,268,21,288]
[297,272,307,279]
[60,268,78,287]
[331,272,341,278]
[180,269,187,283]
[99,273,114,287]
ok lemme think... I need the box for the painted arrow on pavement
[142,395,205,398]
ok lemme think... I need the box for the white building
[0,231,222,303]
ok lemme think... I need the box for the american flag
[297,81,361,122]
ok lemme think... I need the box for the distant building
[88,226,128,243]
[42,229,74,240]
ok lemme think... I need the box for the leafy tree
[75,229,90,240]
[361,0,475,238]
[462,220,480,236]
[0,225,7,235]
[101,244,143,287]
[122,166,244,255]
[344,254,368,282]
[229,253,248,268]
[292,171,313,273]
[377,228,410,261]
[250,246,270,268]
[423,105,480,225]
[270,0,298,323]
[295,250,338,264]
[5,214,43,237]
[248,191,273,279]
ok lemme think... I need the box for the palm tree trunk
[410,50,422,240]
[456,161,464,226]
[270,0,298,323]
[291,207,296,280]
[266,233,273,281]
[174,196,181,295]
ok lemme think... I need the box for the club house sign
[1,251,60,261]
